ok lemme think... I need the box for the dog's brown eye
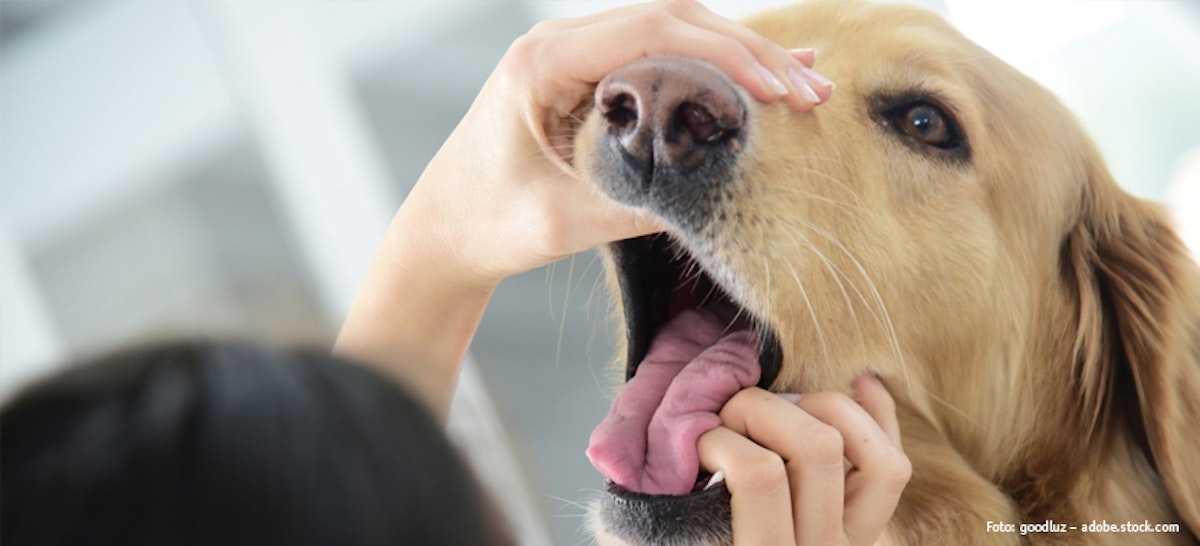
[875,96,968,159]
[896,103,960,150]
[901,105,950,146]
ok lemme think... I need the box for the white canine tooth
[704,471,726,490]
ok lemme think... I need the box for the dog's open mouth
[587,234,783,504]
[606,235,782,390]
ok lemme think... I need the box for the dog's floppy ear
[1065,157,1200,537]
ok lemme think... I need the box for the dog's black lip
[608,235,783,389]
[601,479,733,544]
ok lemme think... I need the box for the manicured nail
[787,68,821,103]
[755,63,789,96]
[777,392,804,404]
[802,65,835,92]
[788,48,816,66]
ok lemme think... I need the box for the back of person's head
[2,340,512,546]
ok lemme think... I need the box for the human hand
[403,0,835,290]
[338,0,834,418]
[696,376,911,545]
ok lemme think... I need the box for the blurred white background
[2,1,1198,544]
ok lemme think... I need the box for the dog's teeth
[704,471,726,490]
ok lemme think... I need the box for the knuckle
[736,451,787,490]
[657,0,700,16]
[503,33,541,69]
[863,444,912,497]
[804,424,845,466]
[882,448,914,488]
[719,387,764,417]
[805,391,861,419]
[526,19,555,36]
[752,32,780,55]
[636,4,675,29]
[811,390,855,408]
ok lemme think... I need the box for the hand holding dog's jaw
[700,377,909,546]
[585,292,908,545]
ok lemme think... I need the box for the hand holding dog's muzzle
[337,0,833,420]
[411,0,835,288]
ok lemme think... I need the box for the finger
[789,48,817,68]
[718,388,845,545]
[654,0,832,110]
[794,63,836,104]
[536,0,799,76]
[517,3,830,109]
[535,0,810,99]
[522,11,784,103]
[697,426,796,546]
[795,388,911,545]
[852,373,901,446]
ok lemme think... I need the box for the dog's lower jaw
[589,484,733,546]
[591,528,731,546]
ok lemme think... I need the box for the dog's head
[574,1,1200,544]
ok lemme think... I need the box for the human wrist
[334,181,501,421]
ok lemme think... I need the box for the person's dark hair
[1,340,513,546]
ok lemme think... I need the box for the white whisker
[778,225,870,361]
[555,253,579,367]
[801,221,911,392]
[762,251,772,338]
[782,257,830,364]
[922,387,983,429]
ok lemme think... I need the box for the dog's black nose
[593,56,746,209]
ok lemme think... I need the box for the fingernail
[787,68,821,103]
[777,392,804,404]
[788,48,816,66]
[802,65,835,92]
[755,63,789,96]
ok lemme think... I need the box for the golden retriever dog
[573,1,1200,544]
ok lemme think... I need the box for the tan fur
[578,1,1200,543]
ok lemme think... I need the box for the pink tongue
[586,307,760,495]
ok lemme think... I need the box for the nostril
[602,92,640,131]
[592,55,746,192]
[676,102,730,145]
